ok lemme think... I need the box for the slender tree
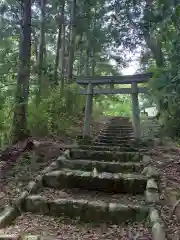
[12,0,32,143]
[53,0,65,86]
[60,20,66,89]
[67,0,76,80]
[36,0,46,104]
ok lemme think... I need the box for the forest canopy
[0,0,179,144]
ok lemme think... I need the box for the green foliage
[94,95,132,117]
[2,0,180,141]
[28,85,85,136]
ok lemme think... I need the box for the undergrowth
[0,85,85,147]
[28,85,85,137]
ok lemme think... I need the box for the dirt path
[1,214,152,239]
[148,147,180,239]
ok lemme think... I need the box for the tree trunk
[85,40,90,77]
[143,31,164,68]
[12,0,32,143]
[36,0,46,105]
[143,0,164,68]
[53,0,65,86]
[91,7,97,77]
[60,21,66,91]
[125,1,165,68]
[67,0,76,80]
[85,3,91,77]
[32,30,38,61]
[78,49,84,75]
[77,33,83,75]
[91,50,96,76]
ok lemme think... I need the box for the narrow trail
[147,148,180,239]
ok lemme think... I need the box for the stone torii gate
[75,72,152,139]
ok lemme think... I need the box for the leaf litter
[0,118,153,239]
[1,213,152,239]
[148,146,180,239]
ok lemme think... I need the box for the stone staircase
[94,117,135,147]
[21,148,148,224]
[0,117,165,239]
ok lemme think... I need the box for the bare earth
[1,214,152,239]
[149,147,180,239]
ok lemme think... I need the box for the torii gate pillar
[131,82,141,139]
[83,82,93,137]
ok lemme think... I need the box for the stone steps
[104,128,133,133]
[98,133,134,139]
[21,194,148,224]
[96,118,134,143]
[73,144,140,152]
[68,149,142,161]
[98,136,134,142]
[95,137,134,144]
[57,158,143,173]
[99,130,133,137]
[94,142,129,147]
[0,118,155,235]
[42,169,147,194]
[38,188,146,204]
[92,141,135,147]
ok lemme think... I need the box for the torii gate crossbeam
[75,72,152,139]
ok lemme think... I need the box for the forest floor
[0,116,106,207]
[149,147,180,240]
[0,117,180,239]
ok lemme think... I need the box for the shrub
[28,85,85,136]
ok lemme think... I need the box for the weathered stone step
[94,142,129,147]
[92,141,134,147]
[94,141,132,147]
[22,195,148,223]
[101,129,133,134]
[57,158,143,173]
[43,170,147,194]
[98,134,134,139]
[94,140,131,145]
[105,129,133,134]
[93,142,144,149]
[40,187,146,205]
[106,126,133,131]
[71,145,139,152]
[102,127,133,130]
[68,149,142,161]
[96,137,134,144]
[106,125,133,129]
[109,119,131,122]
[108,119,131,122]
[97,136,134,141]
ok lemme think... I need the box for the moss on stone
[57,158,142,173]
[70,149,142,162]
[23,195,49,214]
[142,166,159,180]
[43,170,147,194]
[23,195,148,223]
[0,207,20,228]
[76,145,139,152]
[76,135,92,145]
[145,190,159,204]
